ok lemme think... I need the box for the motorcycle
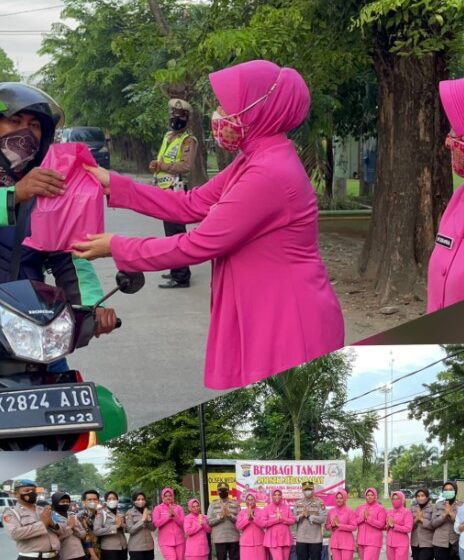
[0,271,145,451]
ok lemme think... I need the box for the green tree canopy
[36,456,106,495]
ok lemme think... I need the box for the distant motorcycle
[0,271,145,450]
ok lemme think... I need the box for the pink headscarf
[188,498,200,512]
[335,489,348,506]
[209,60,310,147]
[440,78,464,137]
[161,488,174,502]
[391,491,405,507]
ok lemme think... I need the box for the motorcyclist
[0,82,117,344]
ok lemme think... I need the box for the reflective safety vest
[154,131,190,189]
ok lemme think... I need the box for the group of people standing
[5,478,464,560]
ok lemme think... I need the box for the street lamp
[379,383,392,499]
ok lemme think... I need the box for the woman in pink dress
[386,492,414,560]
[236,492,267,560]
[355,488,387,560]
[152,488,185,560]
[73,59,344,391]
[262,488,296,560]
[326,490,357,560]
[183,498,211,560]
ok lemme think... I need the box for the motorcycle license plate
[0,383,103,438]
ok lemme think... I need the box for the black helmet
[0,82,64,173]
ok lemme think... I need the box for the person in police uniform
[149,98,198,289]
[3,479,63,560]
[207,481,240,560]
[293,481,327,560]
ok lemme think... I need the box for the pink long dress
[184,501,211,560]
[236,506,267,560]
[107,60,344,390]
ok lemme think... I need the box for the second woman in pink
[326,490,357,560]
[183,499,211,560]
[262,488,296,560]
[236,492,267,560]
[152,488,185,560]
[386,492,414,560]
[355,487,387,560]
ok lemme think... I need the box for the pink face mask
[446,134,464,177]
[392,498,402,509]
[211,79,279,152]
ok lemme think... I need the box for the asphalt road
[0,526,16,558]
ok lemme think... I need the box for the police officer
[3,479,62,560]
[207,481,240,560]
[293,481,327,560]
[51,492,86,560]
[149,98,198,289]
[77,490,101,560]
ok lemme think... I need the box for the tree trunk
[359,51,452,303]
[325,137,334,199]
[147,0,170,35]
[293,418,301,460]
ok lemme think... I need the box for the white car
[0,497,17,526]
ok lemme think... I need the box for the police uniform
[154,98,197,288]
[293,482,327,560]
[4,480,62,560]
[207,482,240,560]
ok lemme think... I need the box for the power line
[0,5,65,18]
[343,348,464,406]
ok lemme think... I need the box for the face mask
[392,498,402,509]
[21,491,37,504]
[135,500,146,509]
[446,134,464,177]
[55,504,70,515]
[218,490,229,499]
[303,491,313,498]
[211,79,279,152]
[107,500,119,509]
[86,501,98,510]
[170,117,188,131]
[0,128,39,174]
[443,490,456,500]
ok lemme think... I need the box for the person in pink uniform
[72,59,344,391]
[386,492,414,560]
[262,488,296,560]
[183,498,211,560]
[356,488,387,560]
[236,492,267,560]
[428,77,464,312]
[152,488,185,560]
[325,490,357,560]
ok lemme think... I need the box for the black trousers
[434,545,459,560]
[296,542,323,560]
[129,551,155,560]
[412,547,435,560]
[163,220,191,284]
[215,541,240,560]
[101,550,128,560]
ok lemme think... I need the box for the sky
[16,344,451,481]
[0,2,67,77]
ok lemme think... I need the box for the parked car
[60,126,110,169]
[0,496,16,526]
[400,489,414,499]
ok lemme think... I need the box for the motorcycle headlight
[0,305,74,363]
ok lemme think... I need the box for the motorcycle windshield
[0,280,67,325]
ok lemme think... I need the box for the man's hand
[73,233,114,261]
[95,307,118,337]
[83,164,110,195]
[149,160,162,173]
[15,168,65,203]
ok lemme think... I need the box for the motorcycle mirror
[116,271,145,294]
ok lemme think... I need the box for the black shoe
[161,273,172,279]
[158,279,190,289]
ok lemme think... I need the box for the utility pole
[443,439,449,483]
[390,352,394,450]
[379,384,392,499]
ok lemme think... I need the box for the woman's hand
[73,233,114,260]
[16,168,65,202]
[83,164,110,195]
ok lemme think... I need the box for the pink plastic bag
[23,143,104,252]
